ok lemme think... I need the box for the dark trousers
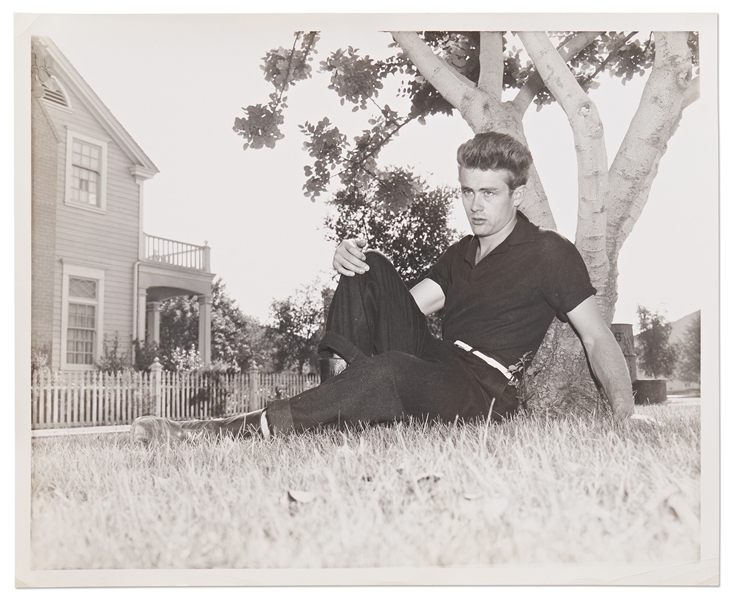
[266,252,518,433]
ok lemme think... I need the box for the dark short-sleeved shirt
[424,210,596,371]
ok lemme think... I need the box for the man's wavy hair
[457,132,533,191]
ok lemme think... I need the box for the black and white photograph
[14,9,720,588]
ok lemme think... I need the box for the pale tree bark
[518,32,611,300]
[392,31,698,416]
[513,31,603,115]
[392,31,556,229]
[477,32,504,97]
[515,31,611,415]
[603,31,694,319]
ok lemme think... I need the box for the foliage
[267,281,333,373]
[165,348,251,416]
[158,294,198,366]
[31,345,51,374]
[157,278,270,372]
[232,31,320,151]
[233,31,699,210]
[636,306,679,379]
[325,177,459,287]
[167,345,204,373]
[677,313,701,385]
[31,405,700,569]
[132,339,160,372]
[96,332,132,373]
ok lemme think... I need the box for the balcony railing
[144,234,210,271]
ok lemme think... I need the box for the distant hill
[633,309,700,396]
[668,310,700,345]
[633,309,700,347]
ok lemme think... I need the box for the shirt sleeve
[542,234,597,321]
[423,239,462,294]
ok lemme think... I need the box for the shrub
[97,333,132,373]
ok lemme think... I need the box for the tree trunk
[602,32,694,320]
[392,31,556,230]
[394,31,696,417]
[521,321,608,417]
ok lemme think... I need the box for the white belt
[454,340,512,380]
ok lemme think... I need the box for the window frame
[64,129,109,214]
[60,263,105,371]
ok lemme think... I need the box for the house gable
[34,36,158,177]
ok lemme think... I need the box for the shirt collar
[464,210,537,264]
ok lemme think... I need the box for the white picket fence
[31,366,319,430]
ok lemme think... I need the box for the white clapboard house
[31,36,215,371]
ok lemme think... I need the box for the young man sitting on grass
[132,132,641,444]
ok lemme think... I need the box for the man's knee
[364,250,398,275]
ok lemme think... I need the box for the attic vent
[43,79,68,108]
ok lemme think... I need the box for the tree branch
[518,31,610,293]
[477,32,504,98]
[271,32,308,107]
[606,32,695,257]
[682,75,700,109]
[341,113,419,183]
[513,31,602,114]
[391,31,475,110]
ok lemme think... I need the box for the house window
[61,265,105,370]
[65,130,108,212]
[70,140,101,206]
[66,278,97,365]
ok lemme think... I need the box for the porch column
[137,289,147,344]
[146,301,161,345]
[198,294,212,366]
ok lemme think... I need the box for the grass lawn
[29,403,700,570]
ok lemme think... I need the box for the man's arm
[409,279,445,316]
[566,296,635,419]
[332,240,446,315]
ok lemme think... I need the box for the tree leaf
[288,489,317,504]
[463,493,483,501]
[416,472,443,482]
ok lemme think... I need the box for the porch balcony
[143,234,211,272]
[137,234,215,364]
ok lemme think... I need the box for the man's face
[459,167,523,238]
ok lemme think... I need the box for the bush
[132,339,160,372]
[31,345,51,374]
[97,333,132,373]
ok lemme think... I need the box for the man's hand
[333,239,370,277]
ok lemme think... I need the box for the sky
[19,13,718,332]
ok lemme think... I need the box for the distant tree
[677,312,701,385]
[158,295,198,367]
[268,282,333,373]
[325,177,459,287]
[156,278,268,372]
[636,306,678,379]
